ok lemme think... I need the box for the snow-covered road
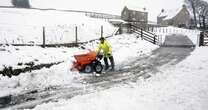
[1,45,194,109]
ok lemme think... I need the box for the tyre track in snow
[2,47,194,110]
[1,35,195,109]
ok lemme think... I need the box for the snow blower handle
[96,52,103,60]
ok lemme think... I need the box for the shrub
[11,0,30,8]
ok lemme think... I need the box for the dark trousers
[104,56,115,70]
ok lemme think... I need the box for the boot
[104,57,109,70]
[109,56,115,71]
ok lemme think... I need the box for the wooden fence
[0,25,106,48]
[199,31,208,46]
[130,24,159,45]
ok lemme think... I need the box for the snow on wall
[153,26,200,45]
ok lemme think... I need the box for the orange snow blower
[71,51,103,73]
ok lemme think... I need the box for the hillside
[0,8,117,44]
[0,0,185,21]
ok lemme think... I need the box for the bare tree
[194,0,208,29]
[185,0,199,27]
[185,0,208,29]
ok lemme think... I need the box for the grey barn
[157,5,192,28]
[121,6,148,29]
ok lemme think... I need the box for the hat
[100,37,104,40]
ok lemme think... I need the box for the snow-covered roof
[125,5,147,12]
[158,8,181,20]
[158,5,194,21]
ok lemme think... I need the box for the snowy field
[0,8,117,44]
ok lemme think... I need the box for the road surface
[0,34,195,109]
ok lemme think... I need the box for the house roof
[124,5,147,12]
[158,5,192,20]
[158,8,181,20]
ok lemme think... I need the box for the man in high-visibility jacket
[97,37,115,71]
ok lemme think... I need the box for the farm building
[121,6,148,29]
[157,5,192,28]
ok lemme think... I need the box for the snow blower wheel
[94,63,103,73]
[83,64,93,73]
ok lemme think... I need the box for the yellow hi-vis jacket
[97,40,112,58]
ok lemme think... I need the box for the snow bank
[0,46,83,96]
